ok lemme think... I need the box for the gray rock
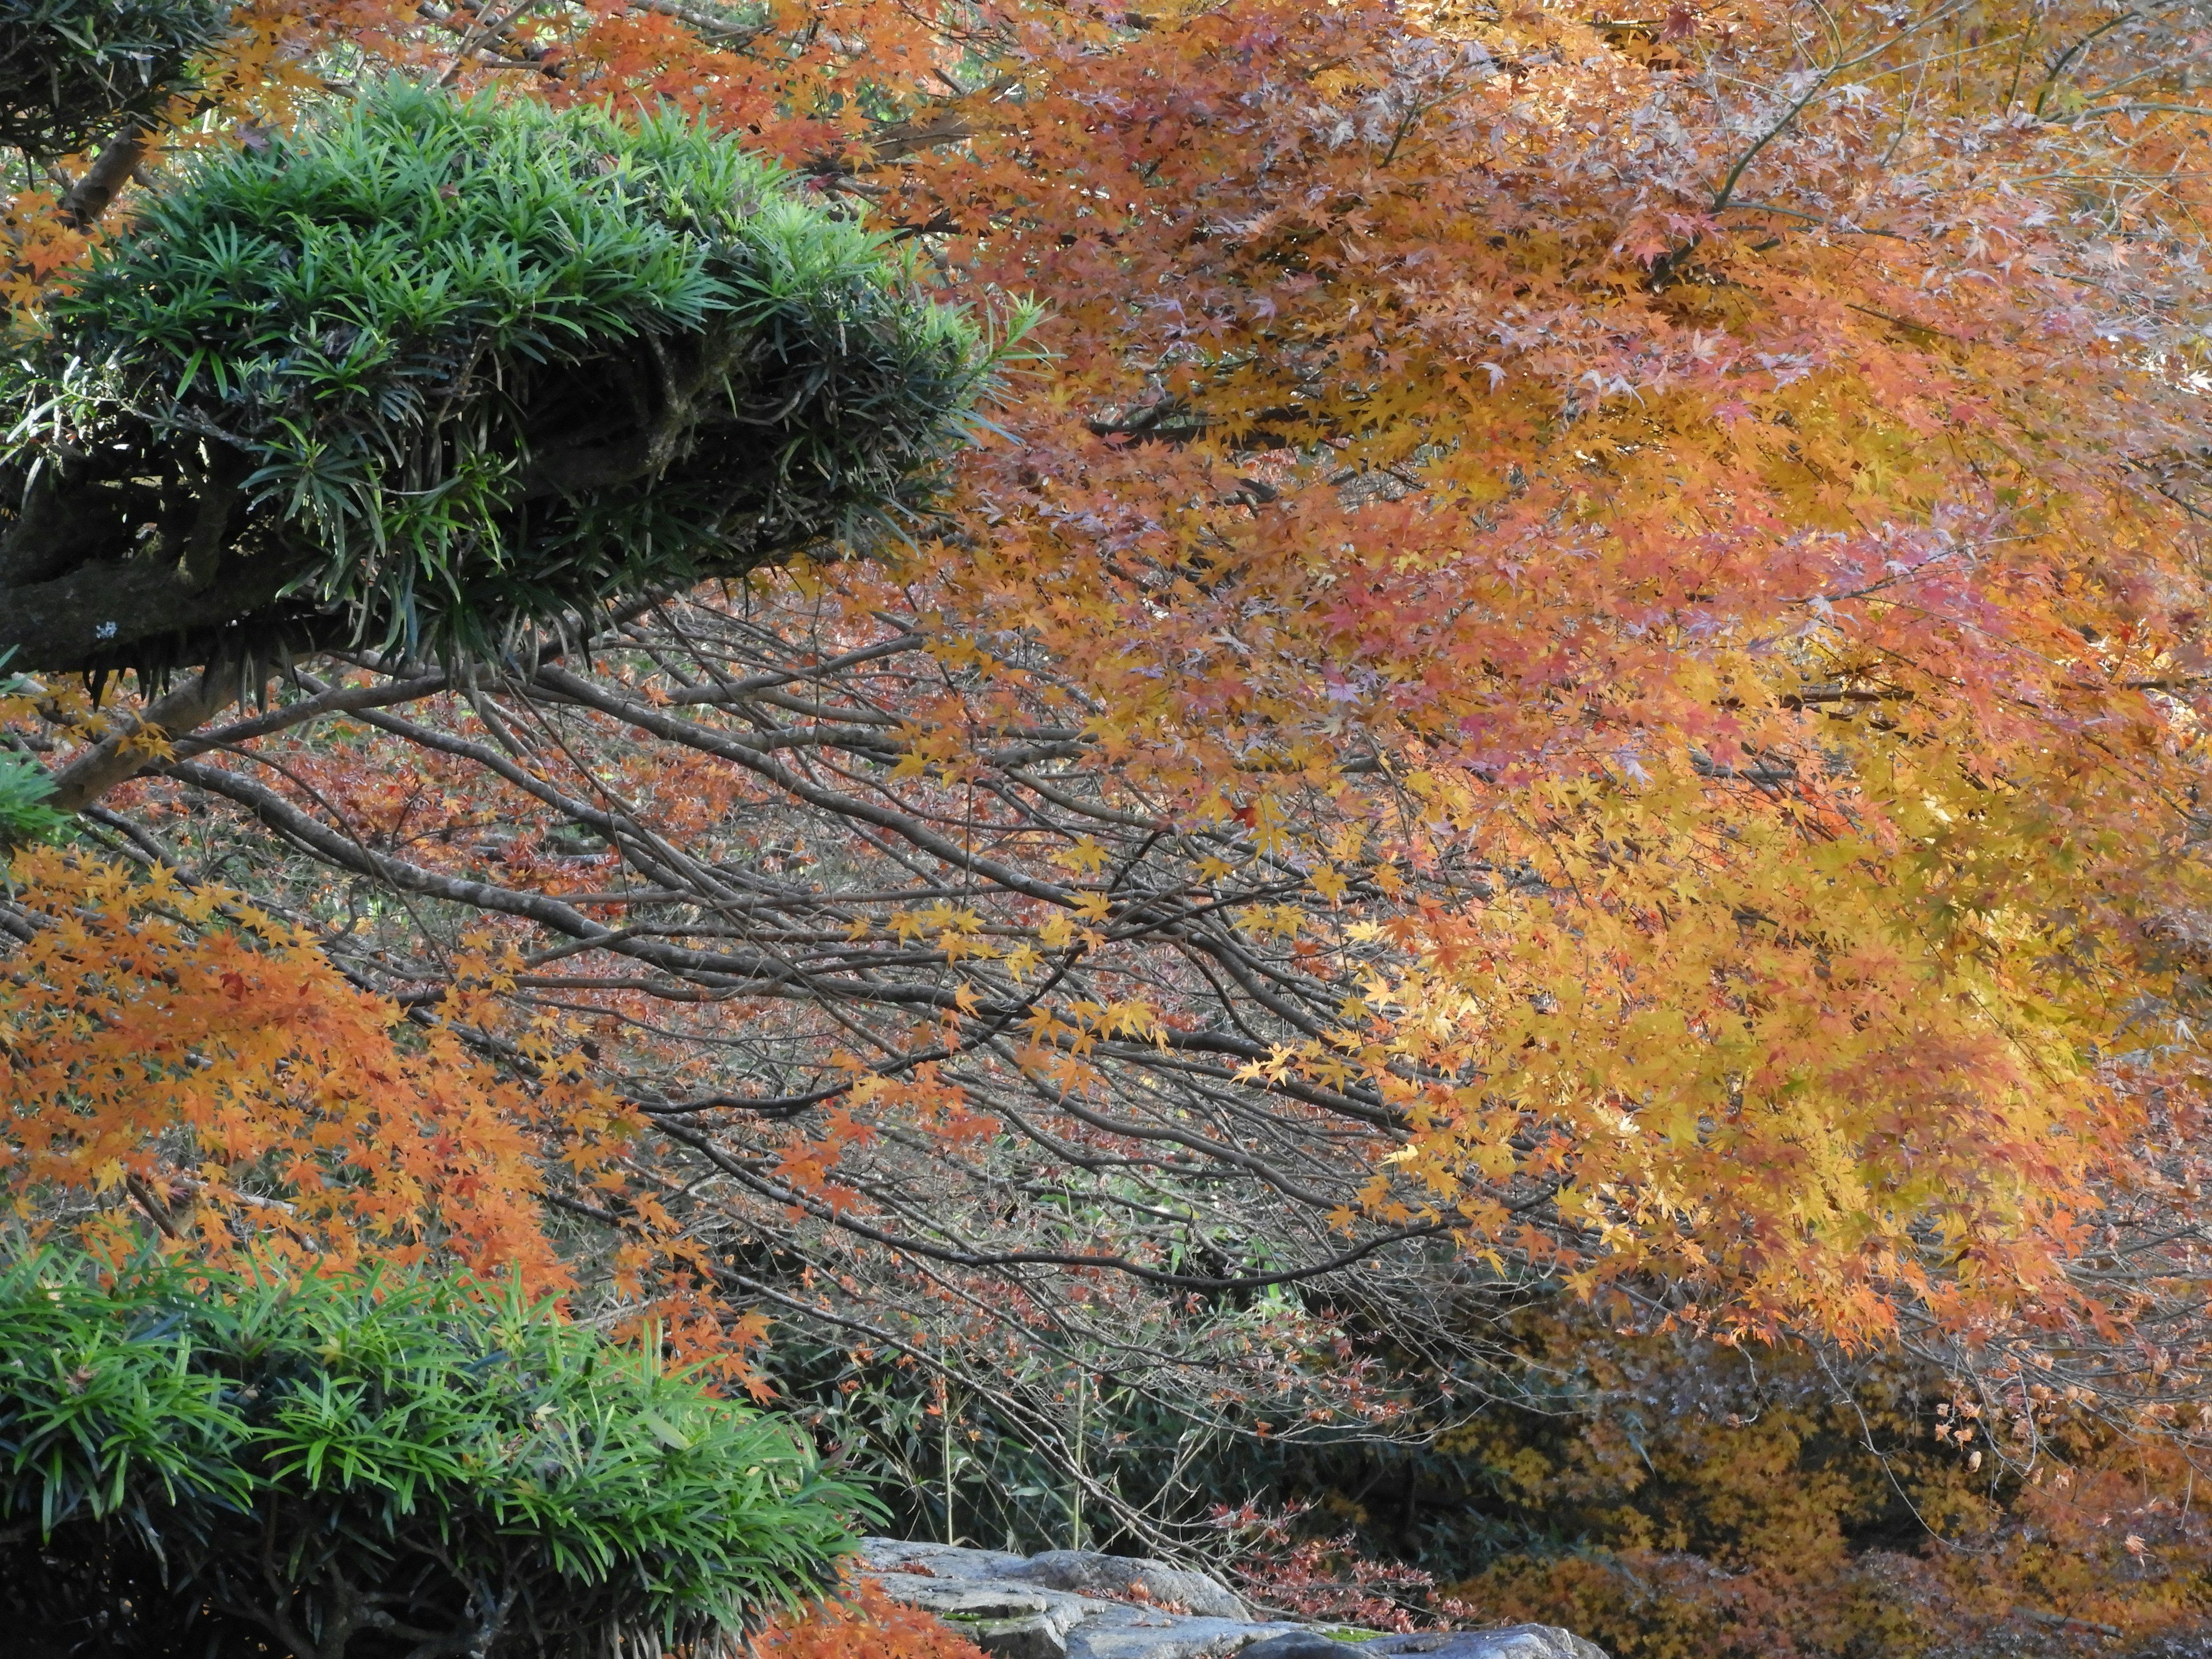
[872,1581,1058,1621]
[1072,1612,1304,1659]
[866,1538,1039,1580]
[1007,1550,1248,1621]
[854,1539,1608,1659]
[969,1612,1074,1659]
[1239,1634,1366,1659]
[863,1564,1097,1658]
[1362,1627,1609,1659]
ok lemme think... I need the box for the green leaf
[3,79,1033,670]
[0,1249,876,1652]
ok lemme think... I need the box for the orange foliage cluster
[882,0,2212,1353]
[1438,1313,2212,1655]
[0,846,629,1282]
[757,1578,988,1659]
[0,839,786,1380]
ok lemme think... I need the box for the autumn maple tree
[1,0,2209,1582]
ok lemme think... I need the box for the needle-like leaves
[0,0,227,158]
[0,1252,874,1658]
[2,80,1032,667]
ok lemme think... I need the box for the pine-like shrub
[0,1254,873,1658]
[0,0,227,158]
[0,81,1025,668]
[0,653,62,845]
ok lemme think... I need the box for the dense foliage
[748,1301,2212,1656]
[0,754,60,843]
[758,1580,989,1659]
[0,1253,868,1659]
[0,655,63,844]
[0,80,1018,668]
[1272,1308,2212,1658]
[0,843,636,1289]
[1,0,2209,1646]
[0,0,226,158]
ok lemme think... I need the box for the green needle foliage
[0,654,62,846]
[2,80,1028,666]
[0,1252,874,1658]
[0,0,228,158]
[0,755,62,844]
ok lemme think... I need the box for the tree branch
[58,122,153,230]
[46,662,244,814]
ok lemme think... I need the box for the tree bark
[58,121,153,230]
[44,663,245,815]
[0,552,301,675]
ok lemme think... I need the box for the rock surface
[1006,1548,1251,1621]
[1365,1629,1611,1659]
[859,1539,1609,1659]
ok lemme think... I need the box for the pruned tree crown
[0,81,1027,671]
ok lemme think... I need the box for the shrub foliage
[0,0,227,158]
[0,1254,871,1658]
[0,81,1022,668]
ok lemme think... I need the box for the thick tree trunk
[0,553,302,675]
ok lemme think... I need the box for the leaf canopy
[2,0,2211,1571]
[0,0,226,158]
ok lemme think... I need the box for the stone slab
[1364,1628,1611,1659]
[855,1539,1609,1659]
[1007,1549,1249,1620]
